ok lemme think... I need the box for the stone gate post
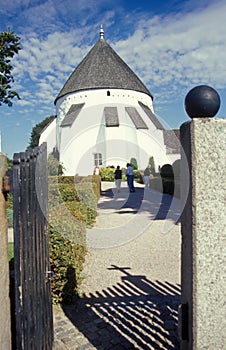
[180,86,226,349]
[0,153,11,350]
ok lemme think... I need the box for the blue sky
[0,0,225,158]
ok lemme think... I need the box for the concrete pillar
[0,153,12,350]
[180,86,226,349]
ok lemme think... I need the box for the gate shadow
[62,265,180,349]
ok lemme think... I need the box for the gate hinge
[2,175,11,200]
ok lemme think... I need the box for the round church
[39,26,180,175]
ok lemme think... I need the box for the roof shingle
[55,38,153,104]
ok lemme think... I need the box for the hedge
[48,175,99,304]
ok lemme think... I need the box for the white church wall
[55,88,154,121]
[52,87,178,175]
[137,130,170,171]
[56,88,155,174]
[166,152,180,164]
[39,118,56,155]
[60,126,103,175]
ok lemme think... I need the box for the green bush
[48,153,65,175]
[133,169,141,180]
[48,175,99,304]
[130,157,138,170]
[6,193,13,227]
[149,156,156,173]
[100,167,115,181]
[49,227,86,304]
[100,167,141,182]
[7,207,13,227]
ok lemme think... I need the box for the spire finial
[100,25,104,39]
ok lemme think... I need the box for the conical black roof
[55,37,153,104]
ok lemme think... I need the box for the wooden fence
[13,143,53,349]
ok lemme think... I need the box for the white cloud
[3,0,226,125]
[113,0,226,102]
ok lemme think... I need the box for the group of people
[114,163,135,193]
[94,163,152,193]
[115,163,152,192]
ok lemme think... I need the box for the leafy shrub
[6,193,13,227]
[48,175,99,304]
[100,167,141,182]
[133,169,141,180]
[49,227,86,304]
[149,156,156,173]
[7,208,13,227]
[100,167,115,181]
[48,153,65,175]
[130,157,138,170]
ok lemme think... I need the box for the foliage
[100,166,115,181]
[100,166,141,182]
[7,157,13,169]
[130,157,138,170]
[27,115,55,149]
[7,192,13,209]
[49,227,86,304]
[149,156,155,173]
[48,175,99,303]
[7,207,13,227]
[0,30,21,106]
[133,169,142,180]
[7,193,13,227]
[48,153,65,175]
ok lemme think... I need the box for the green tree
[149,156,155,173]
[0,30,21,106]
[27,115,55,149]
[130,157,138,170]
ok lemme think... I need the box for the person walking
[114,165,122,192]
[144,165,151,189]
[126,163,135,192]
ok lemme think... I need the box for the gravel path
[54,181,181,350]
[82,181,181,292]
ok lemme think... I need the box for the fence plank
[13,143,53,349]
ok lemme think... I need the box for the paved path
[53,182,181,350]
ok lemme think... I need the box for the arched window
[107,91,110,96]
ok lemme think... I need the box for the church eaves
[55,34,153,104]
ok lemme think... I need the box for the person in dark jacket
[114,165,122,192]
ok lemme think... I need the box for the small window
[94,153,102,166]
[107,91,110,96]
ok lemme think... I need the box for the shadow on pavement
[62,265,180,349]
[99,186,180,223]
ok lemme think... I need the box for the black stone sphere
[185,85,220,118]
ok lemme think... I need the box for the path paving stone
[53,182,181,349]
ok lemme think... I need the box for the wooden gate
[13,143,53,349]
